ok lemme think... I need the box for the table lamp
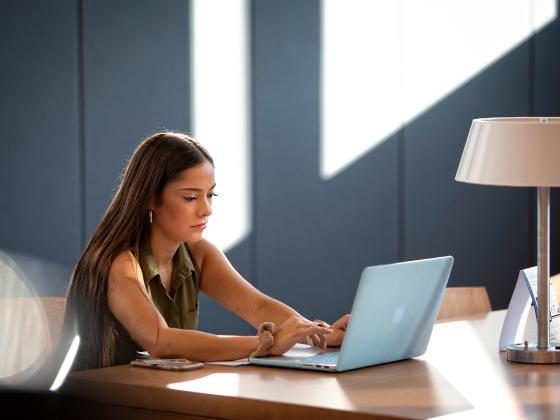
[456,117,560,363]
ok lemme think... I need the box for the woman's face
[151,161,216,244]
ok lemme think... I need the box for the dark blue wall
[252,0,398,324]
[82,0,192,237]
[1,0,559,334]
[403,42,533,310]
[0,0,81,296]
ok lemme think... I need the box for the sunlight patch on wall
[191,0,251,252]
[321,0,557,179]
[321,0,401,180]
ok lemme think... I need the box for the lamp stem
[537,186,550,349]
[507,186,560,362]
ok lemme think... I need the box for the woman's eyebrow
[179,184,216,192]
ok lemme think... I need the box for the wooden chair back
[0,296,67,383]
[40,296,67,346]
[437,287,491,321]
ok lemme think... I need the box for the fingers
[276,315,348,352]
[340,315,350,330]
[313,319,331,328]
[308,320,329,348]
[279,316,332,348]
[300,323,332,348]
[308,334,325,348]
[308,333,327,348]
[331,314,351,331]
[303,324,333,338]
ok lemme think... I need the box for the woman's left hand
[324,314,350,347]
[302,314,350,348]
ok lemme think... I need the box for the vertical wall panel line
[249,0,258,289]
[398,127,405,262]
[528,2,536,269]
[77,0,86,249]
[397,1,405,263]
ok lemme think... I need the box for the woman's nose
[199,199,212,217]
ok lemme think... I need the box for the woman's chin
[184,232,204,244]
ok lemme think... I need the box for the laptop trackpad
[270,344,333,360]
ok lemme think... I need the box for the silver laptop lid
[336,256,453,371]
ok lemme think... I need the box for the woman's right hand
[268,316,333,356]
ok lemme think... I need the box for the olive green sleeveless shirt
[139,242,200,329]
[113,242,200,365]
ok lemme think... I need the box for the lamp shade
[456,117,560,187]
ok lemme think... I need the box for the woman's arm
[192,239,306,327]
[107,251,259,361]
[191,239,346,347]
[107,251,331,361]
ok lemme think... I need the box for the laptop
[249,256,454,372]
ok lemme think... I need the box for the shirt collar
[175,243,196,278]
[139,242,194,286]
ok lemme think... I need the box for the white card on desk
[500,266,560,350]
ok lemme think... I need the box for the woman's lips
[191,223,207,230]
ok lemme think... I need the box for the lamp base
[507,343,560,364]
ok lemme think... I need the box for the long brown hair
[63,131,213,370]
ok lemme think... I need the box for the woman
[64,131,349,370]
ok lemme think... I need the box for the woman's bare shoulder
[188,238,220,269]
[109,250,144,284]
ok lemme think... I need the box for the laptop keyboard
[303,351,340,365]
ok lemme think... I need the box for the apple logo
[392,304,406,324]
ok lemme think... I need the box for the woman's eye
[183,193,217,202]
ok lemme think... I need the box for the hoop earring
[149,210,153,224]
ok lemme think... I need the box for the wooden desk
[60,311,560,419]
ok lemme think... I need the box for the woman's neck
[148,229,180,267]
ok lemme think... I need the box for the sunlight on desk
[425,314,524,418]
[169,370,355,410]
[163,360,472,418]
[168,372,240,396]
